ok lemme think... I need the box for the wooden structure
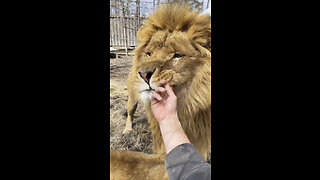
[110,16,145,47]
[110,47,134,59]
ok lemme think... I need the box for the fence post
[124,26,128,56]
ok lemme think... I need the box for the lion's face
[133,30,207,103]
[130,5,211,103]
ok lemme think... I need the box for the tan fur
[123,4,211,161]
[110,150,168,180]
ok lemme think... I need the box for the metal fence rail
[110,16,145,47]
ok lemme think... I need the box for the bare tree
[165,0,203,11]
[109,0,165,49]
[119,0,128,55]
[136,0,140,29]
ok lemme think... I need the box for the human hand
[151,81,190,154]
[151,82,178,123]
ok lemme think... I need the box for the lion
[122,4,211,161]
[110,150,168,180]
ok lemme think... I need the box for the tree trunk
[120,0,128,56]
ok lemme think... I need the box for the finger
[157,80,167,88]
[155,87,166,94]
[151,93,159,105]
[151,92,162,101]
[164,83,176,97]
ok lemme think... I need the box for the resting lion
[122,4,211,161]
[110,150,168,180]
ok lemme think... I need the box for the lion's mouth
[139,88,155,93]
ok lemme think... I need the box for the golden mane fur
[122,1,211,162]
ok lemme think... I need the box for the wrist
[158,114,191,153]
[158,113,181,137]
[159,122,191,154]
[158,112,179,126]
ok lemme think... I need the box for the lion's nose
[139,71,154,83]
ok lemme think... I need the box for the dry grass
[110,55,153,154]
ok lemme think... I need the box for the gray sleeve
[165,143,211,180]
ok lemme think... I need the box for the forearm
[159,114,191,154]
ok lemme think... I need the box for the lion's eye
[146,52,151,57]
[173,53,183,58]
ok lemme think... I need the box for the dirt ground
[110,55,153,154]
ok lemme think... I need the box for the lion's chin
[139,91,153,104]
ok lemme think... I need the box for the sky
[111,0,211,17]
[132,0,210,17]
